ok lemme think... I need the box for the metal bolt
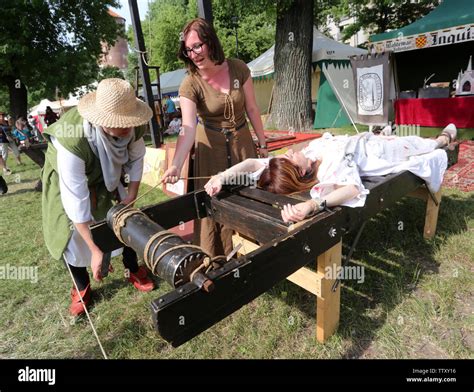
[303,244,311,254]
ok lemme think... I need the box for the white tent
[29,99,62,116]
[247,27,366,114]
[140,68,187,98]
[248,27,366,77]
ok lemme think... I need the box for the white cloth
[83,120,135,192]
[51,134,146,267]
[250,132,447,208]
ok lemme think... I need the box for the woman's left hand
[259,147,269,158]
[281,201,314,223]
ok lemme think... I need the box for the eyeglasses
[183,43,205,58]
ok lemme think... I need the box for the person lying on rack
[204,125,457,223]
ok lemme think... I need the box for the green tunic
[41,107,145,260]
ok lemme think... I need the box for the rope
[223,94,236,126]
[64,254,108,360]
[112,208,143,244]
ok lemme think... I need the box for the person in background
[13,117,33,146]
[28,115,44,142]
[0,156,8,194]
[161,18,268,257]
[163,116,182,136]
[44,106,59,127]
[3,118,22,166]
[0,122,12,175]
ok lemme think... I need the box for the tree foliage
[329,0,440,42]
[0,0,123,117]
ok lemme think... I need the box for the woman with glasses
[162,18,268,257]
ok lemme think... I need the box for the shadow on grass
[267,192,474,358]
[1,186,39,198]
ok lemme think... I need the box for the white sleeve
[311,161,369,208]
[248,158,270,181]
[51,136,93,223]
[123,137,146,182]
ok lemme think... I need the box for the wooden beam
[316,240,342,343]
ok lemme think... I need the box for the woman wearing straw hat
[42,78,155,316]
[162,18,268,258]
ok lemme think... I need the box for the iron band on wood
[106,204,214,292]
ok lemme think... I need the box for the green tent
[369,0,474,92]
[371,0,474,45]
[313,60,352,129]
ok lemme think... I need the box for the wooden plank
[211,197,288,243]
[316,240,342,343]
[217,193,285,223]
[236,187,301,208]
[232,233,260,254]
[287,268,321,297]
[424,188,442,239]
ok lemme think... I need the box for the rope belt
[204,121,247,168]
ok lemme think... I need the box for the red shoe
[69,284,91,316]
[128,266,154,292]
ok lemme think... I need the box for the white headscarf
[83,120,134,192]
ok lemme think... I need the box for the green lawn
[0,153,473,359]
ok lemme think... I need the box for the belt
[204,121,247,168]
[204,121,247,133]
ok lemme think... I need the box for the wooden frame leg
[316,240,342,343]
[424,189,442,239]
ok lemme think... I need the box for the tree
[211,0,276,63]
[138,0,276,72]
[331,0,440,43]
[141,0,198,73]
[0,0,123,119]
[271,0,314,131]
[98,65,125,82]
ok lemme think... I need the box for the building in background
[100,9,128,71]
[326,16,369,48]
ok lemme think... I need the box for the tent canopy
[371,0,474,43]
[247,27,366,78]
[141,68,187,98]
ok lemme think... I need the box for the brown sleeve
[179,74,199,104]
[232,58,251,86]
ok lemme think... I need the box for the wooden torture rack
[90,147,458,347]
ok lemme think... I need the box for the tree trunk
[6,75,28,120]
[272,0,314,132]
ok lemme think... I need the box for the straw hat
[78,78,153,128]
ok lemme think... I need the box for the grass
[0,152,473,359]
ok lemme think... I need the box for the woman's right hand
[204,175,223,196]
[161,165,180,184]
[91,247,104,282]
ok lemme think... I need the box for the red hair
[258,158,318,195]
